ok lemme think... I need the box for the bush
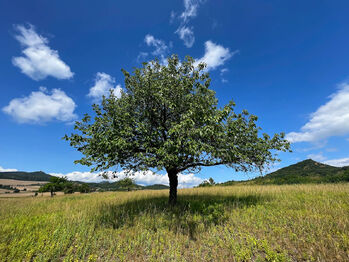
[78,183,91,193]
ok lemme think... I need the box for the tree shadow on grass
[95,193,267,240]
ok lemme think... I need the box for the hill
[86,181,169,191]
[220,159,349,185]
[0,171,169,190]
[143,184,170,190]
[0,171,53,181]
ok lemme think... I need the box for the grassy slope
[1,185,349,261]
[221,159,349,186]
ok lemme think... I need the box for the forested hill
[0,170,170,190]
[220,159,349,185]
[0,171,53,181]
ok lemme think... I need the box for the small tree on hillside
[64,55,290,205]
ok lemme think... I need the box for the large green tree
[64,55,290,205]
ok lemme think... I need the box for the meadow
[0,184,348,261]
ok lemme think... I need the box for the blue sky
[1,0,349,187]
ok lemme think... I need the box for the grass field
[1,184,348,261]
[0,179,47,193]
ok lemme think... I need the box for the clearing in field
[1,184,348,261]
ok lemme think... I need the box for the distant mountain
[143,184,170,190]
[0,171,53,181]
[86,181,169,191]
[0,170,169,190]
[220,159,349,185]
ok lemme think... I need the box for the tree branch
[178,161,227,173]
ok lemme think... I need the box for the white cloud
[144,34,169,57]
[2,87,77,123]
[172,0,205,47]
[323,157,349,167]
[0,166,18,172]
[195,41,238,71]
[180,0,202,23]
[220,68,229,83]
[175,26,195,48]
[286,83,349,143]
[88,72,122,103]
[142,35,170,64]
[220,68,229,74]
[51,170,203,188]
[307,152,326,162]
[12,24,74,81]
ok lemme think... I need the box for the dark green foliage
[64,55,290,204]
[38,176,91,194]
[78,183,91,193]
[0,171,53,181]
[87,181,170,191]
[0,184,15,190]
[116,178,135,188]
[88,179,142,191]
[143,184,170,190]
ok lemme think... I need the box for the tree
[116,178,135,189]
[38,176,70,196]
[197,177,215,188]
[64,55,290,205]
[77,183,91,193]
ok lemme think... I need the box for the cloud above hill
[12,24,74,80]
[286,83,349,143]
[51,170,203,188]
[0,166,18,172]
[323,157,349,167]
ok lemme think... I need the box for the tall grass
[1,184,348,261]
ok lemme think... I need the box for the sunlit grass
[1,184,349,261]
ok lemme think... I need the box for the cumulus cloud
[175,26,195,48]
[51,170,203,188]
[0,166,18,172]
[88,72,122,103]
[323,158,349,167]
[195,41,238,71]
[12,24,74,81]
[286,83,349,143]
[2,87,77,123]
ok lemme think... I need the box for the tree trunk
[167,169,178,205]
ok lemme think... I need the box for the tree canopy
[64,55,290,204]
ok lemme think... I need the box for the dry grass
[0,179,47,193]
[0,184,348,261]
